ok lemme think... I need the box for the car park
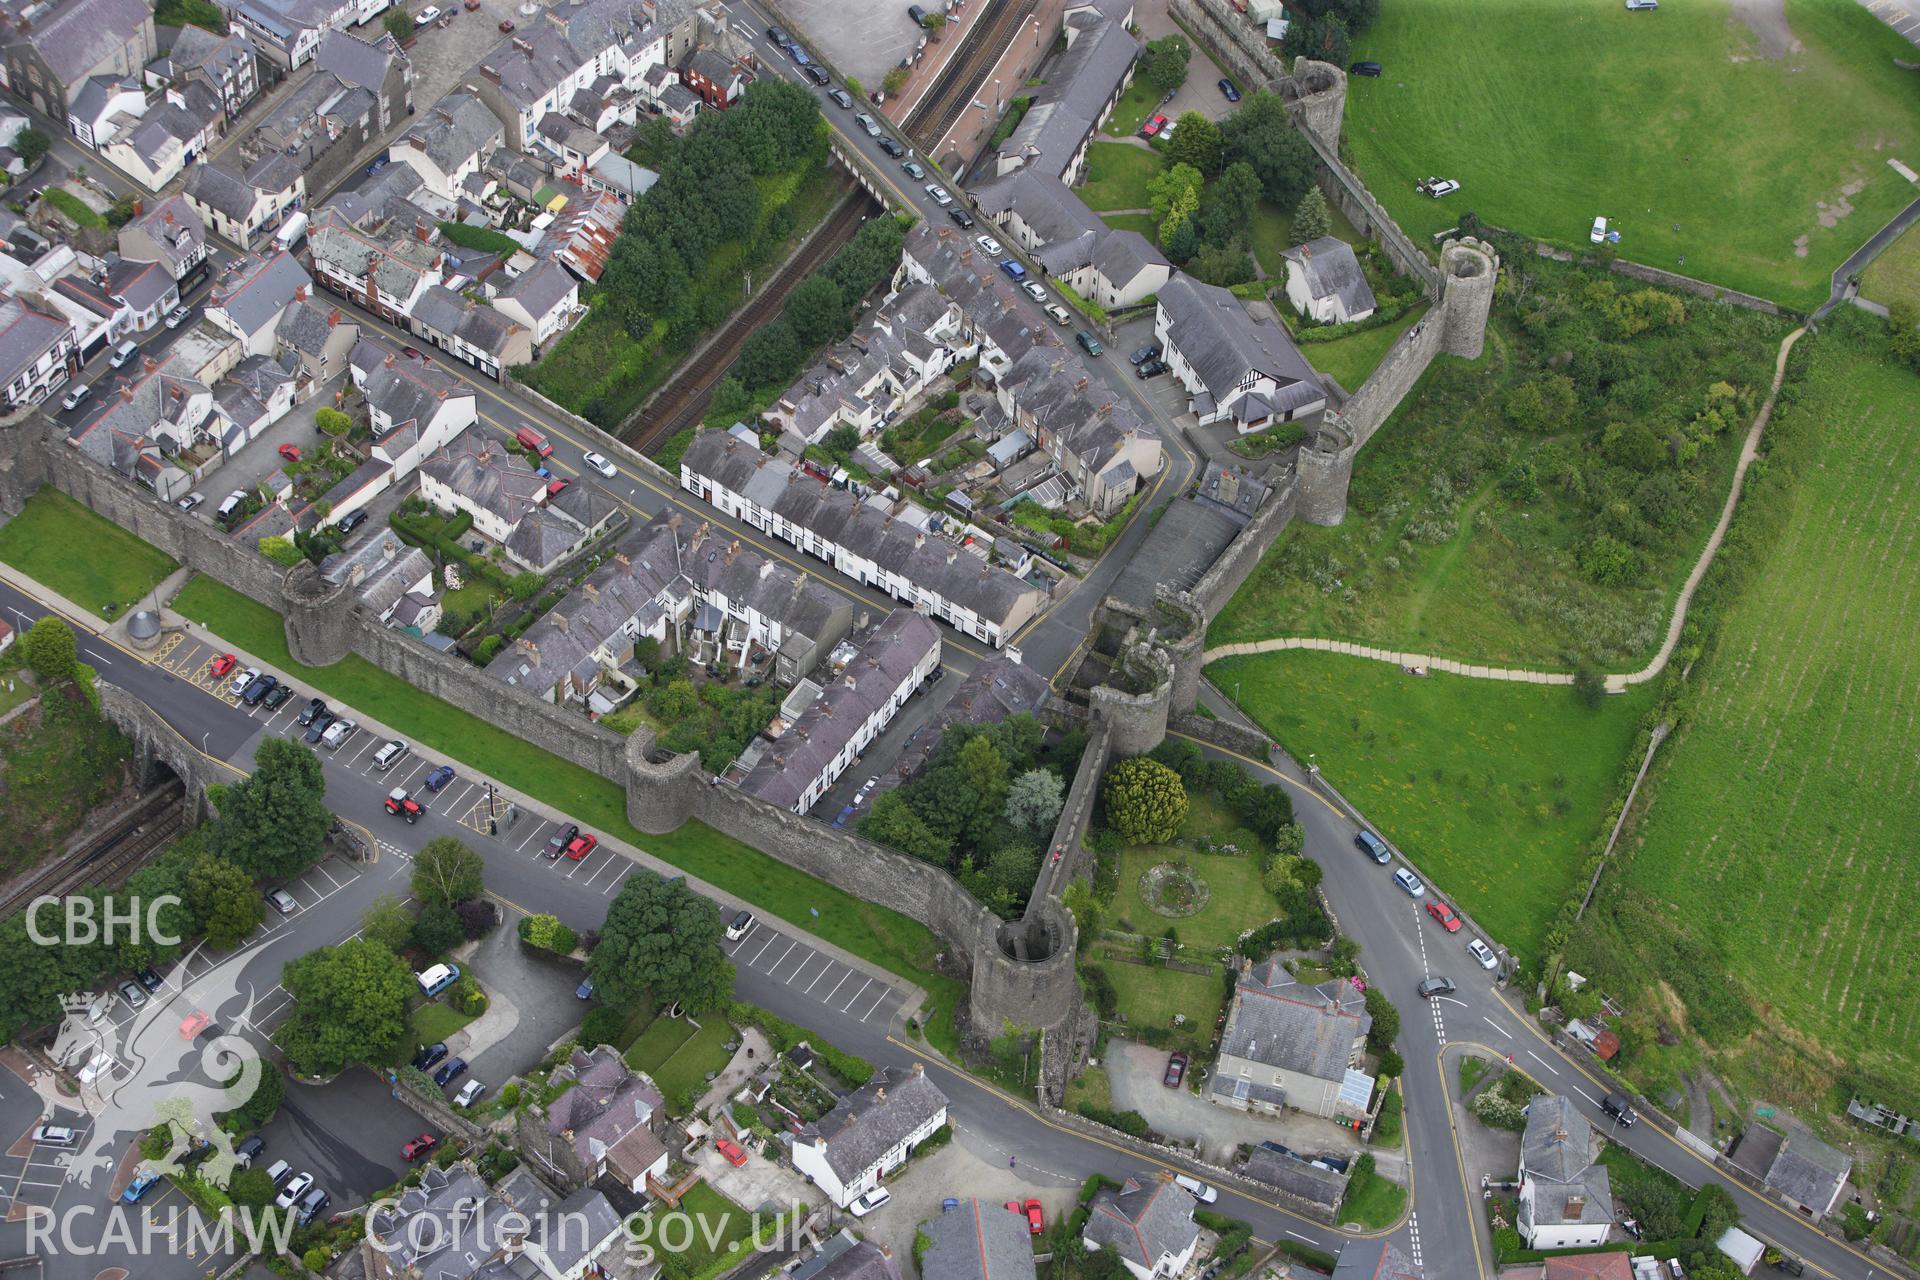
[418,964,461,998]
[413,1042,449,1071]
[715,1138,748,1167]
[275,1172,314,1209]
[1129,343,1161,365]
[61,383,91,410]
[402,1135,437,1161]
[976,235,1004,256]
[849,1188,891,1217]
[726,909,756,940]
[546,823,580,858]
[175,492,203,511]
[1140,113,1168,138]
[296,1187,329,1226]
[1163,1051,1187,1088]
[1417,975,1456,999]
[385,789,423,822]
[372,739,409,770]
[1075,330,1103,356]
[1467,938,1499,970]
[263,683,295,710]
[432,1056,468,1086]
[1354,830,1390,863]
[925,183,952,205]
[902,159,925,178]
[946,207,974,229]
[584,451,617,477]
[1426,900,1461,932]
[453,1079,487,1106]
[1602,1093,1638,1126]
[1349,60,1381,76]
[1393,867,1425,897]
[1023,1200,1044,1235]
[229,666,260,697]
[423,765,456,791]
[1218,77,1240,101]
[266,889,299,915]
[999,258,1026,281]
[564,832,597,860]
[1173,1175,1217,1203]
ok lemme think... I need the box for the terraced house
[790,1062,948,1207]
[0,0,154,122]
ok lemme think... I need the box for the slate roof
[8,0,151,87]
[397,92,502,176]
[543,1045,664,1171]
[119,195,205,276]
[68,73,135,124]
[1237,1148,1345,1207]
[1083,1175,1199,1269]
[419,428,547,526]
[499,258,575,319]
[311,212,440,300]
[919,1199,1036,1280]
[1764,1127,1850,1211]
[208,251,310,336]
[790,1232,901,1280]
[1280,237,1375,316]
[683,45,735,86]
[106,257,173,313]
[274,295,346,356]
[360,344,468,428]
[185,161,263,221]
[1329,1239,1422,1280]
[411,285,526,357]
[1091,227,1167,287]
[367,1163,619,1280]
[1217,962,1368,1083]
[1155,273,1321,418]
[1521,1096,1593,1184]
[795,1063,947,1185]
[320,534,431,615]
[971,168,1104,268]
[739,609,939,809]
[313,28,404,92]
[997,14,1137,179]
[535,111,602,156]
[156,26,252,87]
[471,24,590,113]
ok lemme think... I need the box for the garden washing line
[1203,328,1807,693]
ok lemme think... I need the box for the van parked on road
[109,340,140,368]
[514,425,553,458]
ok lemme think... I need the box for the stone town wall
[1186,467,1298,623]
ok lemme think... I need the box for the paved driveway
[1104,1038,1362,1166]
[255,1067,439,1212]
[458,909,592,1086]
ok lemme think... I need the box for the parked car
[209,653,237,679]
[1425,900,1461,932]
[320,718,355,749]
[924,183,952,205]
[854,112,881,136]
[217,489,249,522]
[907,3,928,24]
[302,712,334,743]
[402,1135,437,1162]
[1218,77,1240,101]
[1625,0,1657,9]
[117,980,146,1009]
[1590,215,1609,243]
[999,258,1026,281]
[804,64,829,85]
[417,963,461,998]
[497,17,514,30]
[413,1042,450,1072]
[1417,177,1461,198]
[414,5,440,23]
[262,683,295,710]
[234,1135,265,1167]
[423,765,456,791]
[877,135,907,158]
[1392,866,1425,897]
[1173,1175,1217,1203]
[275,1172,314,1209]
[33,1125,77,1147]
[766,23,790,43]
[61,383,91,411]
[296,1187,329,1226]
[902,159,925,179]
[1259,1140,1293,1158]
[1601,1093,1638,1126]
[1416,976,1456,999]
[564,832,597,860]
[946,206,974,229]
[1354,830,1390,863]
[175,492,203,511]
[1022,281,1048,303]
[109,340,140,368]
[1349,60,1381,76]
[384,788,423,822]
[545,822,580,859]
[575,978,595,1000]
[714,1138,748,1167]
[228,666,260,697]
[1162,1051,1188,1088]
[337,509,369,534]
[583,450,617,478]
[432,1056,468,1087]
[266,889,299,915]
[1129,343,1161,365]
[1140,113,1168,138]
[1467,938,1499,970]
[1075,330,1103,356]
[1136,358,1168,378]
[240,673,278,705]
[372,738,409,770]
[165,305,193,329]
[134,967,163,992]
[976,234,1004,257]
[786,42,811,66]
[1023,1200,1044,1235]
[453,1079,487,1107]
[849,1188,891,1217]
[277,444,301,463]
[828,88,854,109]
[1312,1152,1350,1173]
[725,909,755,941]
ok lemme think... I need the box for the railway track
[0,782,186,919]
[903,0,1039,158]
[627,189,873,457]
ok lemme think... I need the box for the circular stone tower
[281,560,354,667]
[1295,420,1357,526]
[968,898,1081,1036]
[1288,59,1347,150]
[1439,237,1499,360]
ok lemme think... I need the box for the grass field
[1102,76,1163,139]
[1338,1156,1406,1230]
[1572,318,1920,1099]
[1296,305,1427,393]
[1101,212,1158,239]
[1209,650,1656,962]
[1343,0,1920,309]
[0,489,178,619]
[167,575,968,1055]
[1079,143,1163,212]
[1861,223,1920,314]
[1102,961,1224,1047]
[1114,792,1273,949]
[625,1015,733,1100]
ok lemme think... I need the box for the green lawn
[1114,794,1274,949]
[0,488,178,619]
[1208,650,1656,963]
[636,1182,752,1272]
[1338,1156,1406,1230]
[1861,222,1920,314]
[168,574,968,1054]
[1572,315,1920,1100]
[628,1016,734,1101]
[1101,961,1224,1048]
[624,1014,695,1072]
[1343,0,1920,309]
[1101,212,1159,239]
[1102,76,1164,139]
[1079,143,1164,213]
[1249,200,1361,280]
[410,1000,477,1047]
[1297,305,1427,392]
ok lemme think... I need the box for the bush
[519,913,579,954]
[1101,757,1188,843]
[1472,1087,1528,1130]
[1082,965,1119,1018]
[450,975,488,1016]
[1077,1104,1150,1137]
[581,1007,627,1048]
[727,1001,873,1085]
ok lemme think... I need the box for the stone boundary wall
[98,683,248,811]
[502,370,685,494]
[389,1068,490,1144]
[1041,719,1112,883]
[1166,710,1268,761]
[1170,0,1287,92]
[1329,307,1445,453]
[1474,226,1787,317]
[1187,469,1297,621]
[1299,132,1440,293]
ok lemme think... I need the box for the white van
[216,489,249,521]
[1173,1175,1217,1203]
[416,963,460,997]
[109,340,140,368]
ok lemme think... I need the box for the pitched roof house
[1154,273,1326,433]
[365,1162,624,1280]
[390,91,505,202]
[1728,1122,1851,1220]
[1212,959,1373,1120]
[791,1062,948,1207]
[1281,237,1376,327]
[117,195,210,288]
[992,9,1137,187]
[1518,1096,1614,1250]
[0,0,155,119]
[0,289,78,410]
[536,1044,669,1192]
[1330,1239,1422,1280]
[205,251,312,355]
[1081,1173,1200,1280]
[919,1199,1037,1280]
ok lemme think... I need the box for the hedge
[726,1001,873,1085]
[1075,1104,1149,1136]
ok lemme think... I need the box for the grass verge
[1860,222,1920,314]
[169,574,966,1056]
[410,1000,477,1046]
[1338,1154,1406,1230]
[0,488,178,619]
[1079,143,1164,213]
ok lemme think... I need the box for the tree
[226,1058,284,1130]
[1222,92,1317,206]
[736,316,800,390]
[1147,162,1204,231]
[1201,161,1262,243]
[589,872,734,1013]
[13,127,50,168]
[1165,112,1222,177]
[383,7,410,38]
[20,616,77,683]
[411,837,484,907]
[185,852,263,949]
[1503,373,1577,432]
[1101,757,1187,844]
[208,738,329,882]
[257,536,302,567]
[519,913,578,953]
[410,900,464,955]
[1005,769,1064,834]
[986,843,1039,896]
[1162,216,1199,263]
[1283,12,1351,67]
[1140,34,1191,96]
[708,376,752,424]
[508,571,543,601]
[278,940,415,1075]
[228,1167,276,1209]
[883,66,908,96]
[956,735,1010,839]
[1572,662,1606,709]
[860,791,950,863]
[1362,985,1399,1054]
[783,275,847,349]
[360,895,414,952]
[314,407,352,438]
[1292,186,1332,244]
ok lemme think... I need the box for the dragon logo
[52,941,265,1192]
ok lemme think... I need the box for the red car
[1163,1051,1188,1088]
[179,1011,210,1039]
[1425,900,1462,933]
[1023,1200,1044,1235]
[498,17,514,30]
[403,1134,437,1161]
[278,444,301,463]
[715,1139,747,1167]
[209,653,237,679]
[546,478,569,497]
[565,833,597,860]
[1140,113,1169,138]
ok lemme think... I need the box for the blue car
[999,259,1027,282]
[423,765,456,792]
[122,1170,161,1204]
[575,977,595,1000]
[1218,77,1240,102]
[831,804,855,829]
